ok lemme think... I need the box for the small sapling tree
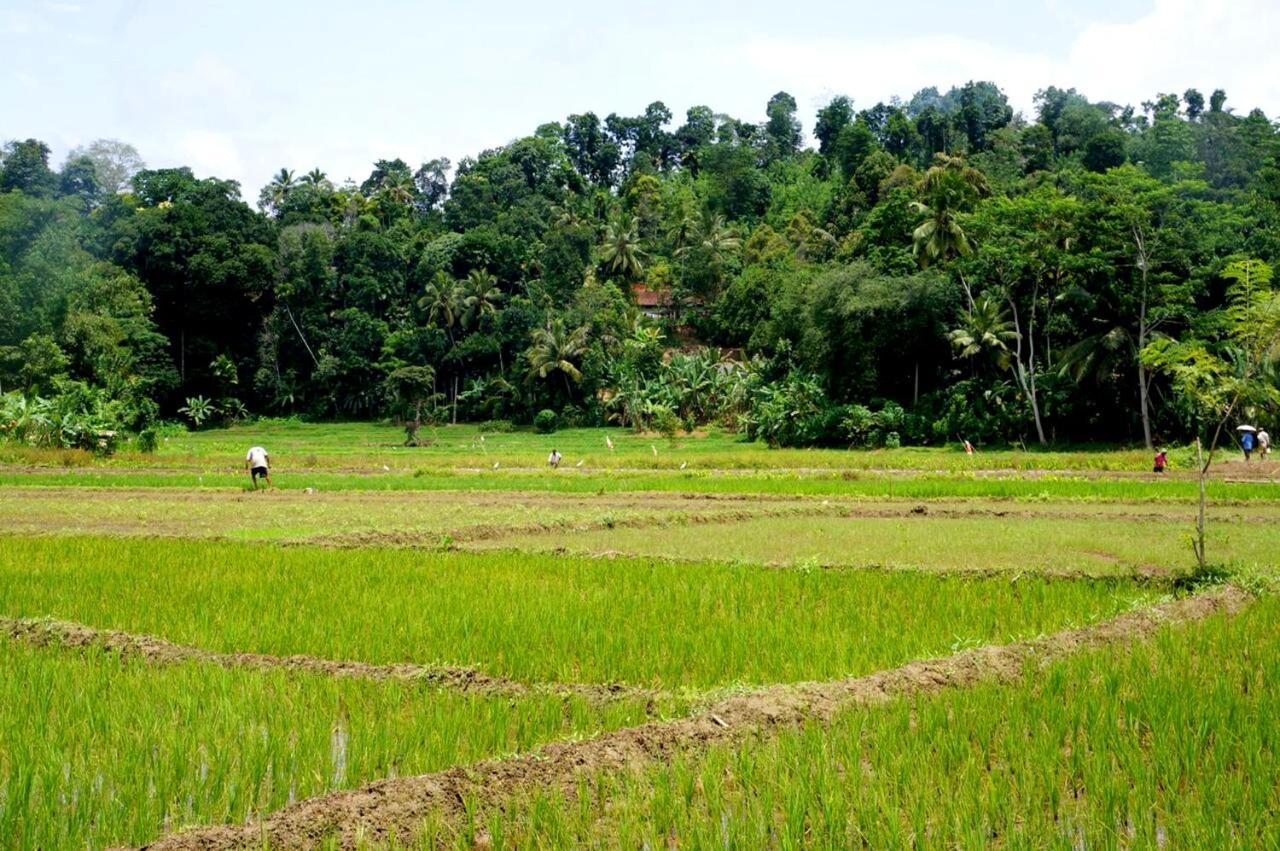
[1142,258,1280,571]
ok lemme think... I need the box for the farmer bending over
[246,445,272,489]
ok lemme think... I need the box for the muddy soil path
[0,617,659,703]
[136,586,1249,851]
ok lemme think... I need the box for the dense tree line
[3,81,1280,449]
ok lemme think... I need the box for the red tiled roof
[632,285,670,308]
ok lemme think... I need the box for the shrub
[533,409,558,434]
[478,419,515,434]
[652,406,681,440]
[178,396,216,428]
[135,428,158,454]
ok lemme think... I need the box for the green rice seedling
[488,513,1280,576]
[469,596,1280,849]
[0,536,1148,689]
[0,640,659,850]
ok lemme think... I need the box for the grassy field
[0,421,1274,848]
[2,421,1173,472]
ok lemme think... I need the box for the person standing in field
[1259,428,1271,460]
[1153,448,1168,474]
[245,445,272,489]
[548,448,562,469]
[1241,429,1256,462]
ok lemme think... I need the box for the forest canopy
[3,80,1280,449]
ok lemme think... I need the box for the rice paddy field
[1,421,1278,848]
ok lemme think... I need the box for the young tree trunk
[451,375,458,425]
[1194,437,1207,569]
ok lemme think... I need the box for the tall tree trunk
[1007,295,1047,445]
[1138,361,1153,450]
[1134,226,1154,449]
[283,302,320,369]
[451,375,458,425]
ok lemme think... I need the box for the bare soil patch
[136,586,1249,851]
[0,617,657,704]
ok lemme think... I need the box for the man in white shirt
[547,449,562,469]
[245,446,272,489]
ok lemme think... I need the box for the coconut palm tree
[418,272,461,338]
[377,171,415,209]
[526,320,591,397]
[260,168,297,214]
[947,295,1018,371]
[301,168,331,189]
[600,211,647,282]
[681,209,741,266]
[459,270,504,330]
[911,154,990,270]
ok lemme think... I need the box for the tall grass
[464,597,1280,849]
[0,640,658,850]
[0,537,1148,688]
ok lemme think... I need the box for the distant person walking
[1259,428,1272,460]
[1153,448,1168,474]
[547,449,562,469]
[246,445,272,489]
[1241,429,1256,462]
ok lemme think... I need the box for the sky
[3,0,1279,200]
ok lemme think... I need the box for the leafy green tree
[0,139,56,196]
[65,139,144,194]
[763,91,802,162]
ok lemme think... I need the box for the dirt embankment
[135,585,1250,851]
[0,617,656,703]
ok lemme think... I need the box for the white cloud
[1066,0,1280,113]
[736,0,1280,118]
[176,130,245,184]
[42,2,84,13]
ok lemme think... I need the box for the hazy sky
[4,0,1278,199]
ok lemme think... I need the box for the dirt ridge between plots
[0,617,658,703]
[135,585,1250,851]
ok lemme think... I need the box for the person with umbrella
[1238,425,1257,462]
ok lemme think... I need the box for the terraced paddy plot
[0,536,1149,689]
[0,639,662,850]
[468,595,1280,849]
[0,486,797,545]
[485,511,1280,576]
